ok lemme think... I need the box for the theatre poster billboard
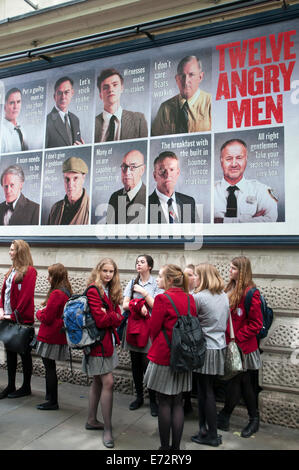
[0,16,298,242]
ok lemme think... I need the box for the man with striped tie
[148,151,196,224]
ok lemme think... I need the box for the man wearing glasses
[151,55,211,136]
[106,150,146,224]
[148,151,196,224]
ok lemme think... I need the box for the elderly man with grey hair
[0,165,39,225]
[151,55,211,136]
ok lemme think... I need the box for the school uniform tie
[225,185,239,217]
[106,115,116,141]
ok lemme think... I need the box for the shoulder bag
[221,311,244,381]
[0,310,35,355]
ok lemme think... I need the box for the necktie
[167,198,176,223]
[14,126,26,151]
[225,186,239,217]
[177,101,189,134]
[106,115,116,141]
[64,114,73,145]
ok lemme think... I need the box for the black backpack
[162,293,206,373]
[244,288,273,340]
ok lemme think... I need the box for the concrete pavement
[0,369,298,451]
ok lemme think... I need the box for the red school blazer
[36,289,69,345]
[226,287,263,355]
[86,285,123,357]
[147,287,197,366]
[0,266,37,324]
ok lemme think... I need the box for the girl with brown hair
[36,263,73,410]
[83,258,123,448]
[0,240,37,399]
[217,256,263,438]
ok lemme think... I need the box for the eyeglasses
[120,163,144,172]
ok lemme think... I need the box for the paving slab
[0,369,298,451]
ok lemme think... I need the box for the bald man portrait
[106,150,146,224]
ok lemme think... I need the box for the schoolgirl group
[0,239,263,450]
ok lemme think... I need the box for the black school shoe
[0,387,16,399]
[241,413,260,438]
[191,433,222,447]
[129,397,144,410]
[36,401,59,410]
[7,387,31,398]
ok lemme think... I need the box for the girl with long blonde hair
[83,258,123,448]
[191,263,229,447]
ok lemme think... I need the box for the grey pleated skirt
[242,349,261,370]
[82,349,119,376]
[144,361,192,395]
[194,347,227,375]
[36,341,70,361]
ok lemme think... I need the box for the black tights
[130,351,156,403]
[42,357,58,405]
[157,392,184,450]
[196,373,217,438]
[6,348,32,391]
[223,371,258,418]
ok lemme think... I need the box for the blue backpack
[63,285,107,354]
[244,288,273,340]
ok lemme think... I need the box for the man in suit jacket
[148,151,197,224]
[45,76,84,148]
[0,165,39,225]
[94,68,148,142]
[106,150,146,224]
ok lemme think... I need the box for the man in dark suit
[106,150,146,224]
[94,68,148,142]
[148,151,197,224]
[0,165,39,225]
[45,76,84,148]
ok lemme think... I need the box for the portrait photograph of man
[45,76,84,148]
[91,140,147,225]
[214,129,284,223]
[1,88,28,154]
[151,54,211,136]
[0,163,40,226]
[94,67,148,142]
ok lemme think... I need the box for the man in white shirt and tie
[45,76,84,148]
[214,138,278,223]
[94,68,148,142]
[1,88,28,154]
